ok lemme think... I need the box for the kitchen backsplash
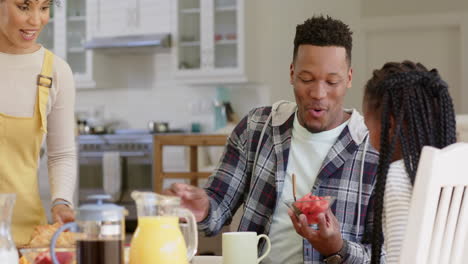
[76,53,266,132]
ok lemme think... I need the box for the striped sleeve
[382,160,413,263]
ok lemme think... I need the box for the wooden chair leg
[190,146,198,187]
[154,138,164,193]
[153,134,228,193]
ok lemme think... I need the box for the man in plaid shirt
[166,16,382,264]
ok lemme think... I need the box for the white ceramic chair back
[400,143,468,264]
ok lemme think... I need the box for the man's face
[290,45,352,133]
[0,0,50,54]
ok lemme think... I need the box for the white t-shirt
[383,160,413,263]
[0,46,76,204]
[264,113,349,264]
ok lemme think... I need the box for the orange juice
[129,216,188,264]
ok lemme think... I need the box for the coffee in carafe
[77,240,123,264]
[50,195,125,264]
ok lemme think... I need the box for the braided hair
[364,61,457,264]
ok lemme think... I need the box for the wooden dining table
[122,248,223,264]
[192,256,223,264]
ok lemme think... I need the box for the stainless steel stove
[78,132,154,231]
[78,133,153,158]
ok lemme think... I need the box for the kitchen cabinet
[36,8,54,52]
[37,0,96,89]
[138,0,172,36]
[87,0,171,38]
[172,0,259,84]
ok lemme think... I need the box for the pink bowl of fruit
[284,194,336,225]
[19,247,75,264]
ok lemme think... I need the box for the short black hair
[293,15,353,66]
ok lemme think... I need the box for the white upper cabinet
[37,1,95,89]
[68,0,95,88]
[87,0,130,37]
[138,0,172,35]
[87,0,171,38]
[172,0,252,84]
[36,7,54,52]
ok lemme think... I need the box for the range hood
[84,33,171,50]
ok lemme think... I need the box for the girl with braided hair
[363,60,457,264]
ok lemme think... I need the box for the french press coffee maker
[50,195,125,264]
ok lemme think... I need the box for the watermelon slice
[285,194,335,225]
[34,251,74,264]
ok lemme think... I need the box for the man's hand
[288,208,344,256]
[52,204,75,224]
[163,183,210,222]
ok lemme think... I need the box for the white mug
[222,232,271,264]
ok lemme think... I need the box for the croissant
[27,223,75,248]
[19,256,30,264]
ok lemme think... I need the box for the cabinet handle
[207,51,213,68]
[135,0,141,28]
[97,0,101,30]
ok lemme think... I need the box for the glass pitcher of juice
[0,194,19,263]
[129,191,198,264]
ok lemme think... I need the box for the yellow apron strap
[37,49,54,133]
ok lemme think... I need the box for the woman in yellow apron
[0,0,76,245]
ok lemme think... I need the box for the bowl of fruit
[19,247,75,264]
[284,194,336,225]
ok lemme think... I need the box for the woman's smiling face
[0,0,51,54]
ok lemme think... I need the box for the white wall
[252,0,365,110]
[362,0,468,17]
[251,0,468,113]
[76,1,366,131]
[365,23,461,111]
[76,0,468,131]
[76,1,366,129]
[361,12,468,114]
[76,53,262,131]
[360,1,468,114]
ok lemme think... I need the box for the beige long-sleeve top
[0,46,77,205]
[383,160,413,263]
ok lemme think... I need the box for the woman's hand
[52,204,75,224]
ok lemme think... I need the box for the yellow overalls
[0,49,54,245]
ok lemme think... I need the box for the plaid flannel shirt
[199,101,382,263]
